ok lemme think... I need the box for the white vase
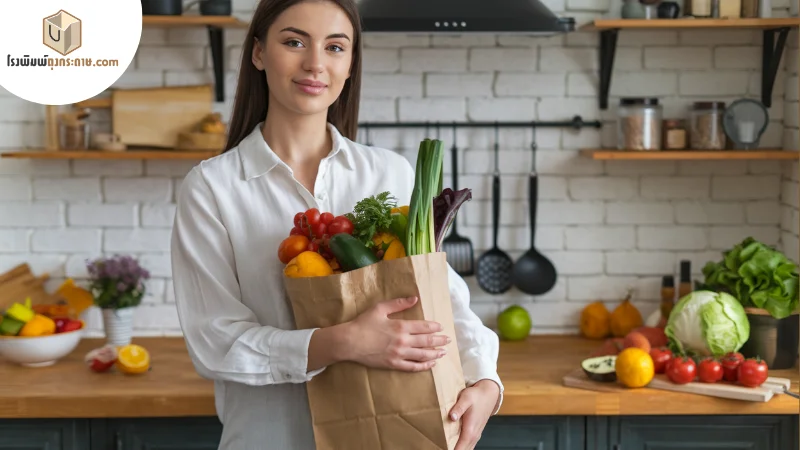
[102,307,134,347]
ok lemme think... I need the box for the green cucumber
[329,233,380,272]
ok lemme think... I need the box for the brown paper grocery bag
[284,251,466,450]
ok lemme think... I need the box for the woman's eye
[328,44,344,52]
[285,39,304,48]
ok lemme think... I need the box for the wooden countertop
[0,336,796,419]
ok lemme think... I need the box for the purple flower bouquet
[86,255,150,310]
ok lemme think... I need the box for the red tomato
[304,208,321,226]
[649,347,673,374]
[289,226,304,236]
[666,356,696,385]
[307,240,319,252]
[311,222,327,239]
[327,215,354,235]
[278,235,310,264]
[721,353,744,382]
[319,212,334,226]
[737,358,769,387]
[293,212,304,229]
[697,357,723,383]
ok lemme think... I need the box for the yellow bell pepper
[6,297,34,323]
[391,205,409,216]
[372,232,397,248]
[284,251,334,278]
[18,314,56,337]
[383,239,406,261]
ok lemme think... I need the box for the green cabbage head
[664,290,750,357]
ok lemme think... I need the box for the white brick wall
[0,4,797,338]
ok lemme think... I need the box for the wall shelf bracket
[207,25,225,102]
[599,29,619,110]
[761,26,790,108]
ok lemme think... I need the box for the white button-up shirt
[170,122,504,450]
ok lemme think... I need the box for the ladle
[512,124,557,295]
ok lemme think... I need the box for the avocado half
[581,355,617,382]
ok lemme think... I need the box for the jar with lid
[689,102,727,150]
[617,97,662,151]
[662,119,687,149]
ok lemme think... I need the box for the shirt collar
[239,122,354,181]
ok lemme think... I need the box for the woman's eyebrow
[280,27,351,41]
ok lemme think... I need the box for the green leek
[406,138,444,256]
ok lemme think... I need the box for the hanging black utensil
[476,124,514,295]
[512,125,557,295]
[442,123,475,276]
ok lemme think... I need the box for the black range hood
[356,0,575,34]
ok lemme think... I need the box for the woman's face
[253,1,354,117]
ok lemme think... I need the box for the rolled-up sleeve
[170,166,325,386]
[447,264,505,415]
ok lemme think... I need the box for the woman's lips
[294,80,327,95]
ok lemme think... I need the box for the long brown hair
[224,0,363,152]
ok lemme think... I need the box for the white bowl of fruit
[0,298,84,367]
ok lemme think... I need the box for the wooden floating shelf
[581,149,800,160]
[0,149,221,160]
[142,15,248,28]
[580,17,800,31]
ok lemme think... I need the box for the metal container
[740,309,799,370]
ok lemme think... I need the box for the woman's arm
[448,264,505,414]
[171,166,330,386]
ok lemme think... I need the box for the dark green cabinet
[0,419,90,450]
[477,417,584,450]
[0,415,795,450]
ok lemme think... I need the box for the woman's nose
[302,49,324,73]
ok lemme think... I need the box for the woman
[170,0,503,448]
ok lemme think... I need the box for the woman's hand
[449,379,501,450]
[344,296,450,372]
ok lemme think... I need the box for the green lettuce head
[665,290,750,357]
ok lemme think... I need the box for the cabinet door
[0,419,90,450]
[609,415,798,450]
[104,417,223,450]
[476,416,584,450]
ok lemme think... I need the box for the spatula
[476,124,514,294]
[442,124,475,276]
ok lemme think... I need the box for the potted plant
[86,255,150,347]
[699,237,799,369]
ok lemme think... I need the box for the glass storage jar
[689,102,727,150]
[662,119,687,149]
[617,97,662,151]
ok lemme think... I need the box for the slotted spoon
[441,124,475,276]
[476,124,513,294]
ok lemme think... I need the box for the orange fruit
[116,344,150,375]
[615,347,654,388]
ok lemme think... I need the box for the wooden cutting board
[111,85,213,149]
[0,264,58,311]
[563,368,793,403]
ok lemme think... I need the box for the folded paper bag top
[284,251,466,450]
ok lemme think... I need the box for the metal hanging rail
[357,115,603,130]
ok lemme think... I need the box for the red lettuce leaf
[433,187,472,252]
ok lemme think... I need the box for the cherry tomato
[289,226,304,236]
[721,352,744,382]
[327,215,354,235]
[307,240,319,252]
[319,212,334,226]
[649,347,673,374]
[278,235,310,264]
[737,358,769,387]
[697,357,723,383]
[304,208,321,226]
[311,222,327,239]
[293,212,304,229]
[666,356,696,385]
